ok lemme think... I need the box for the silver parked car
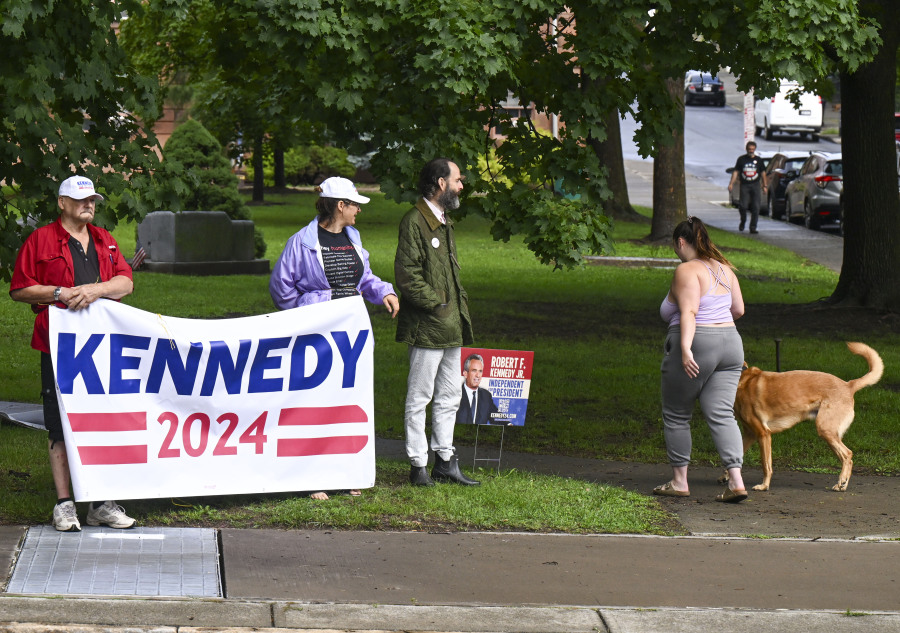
[784,151,842,230]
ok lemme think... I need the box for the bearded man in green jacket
[394,158,479,487]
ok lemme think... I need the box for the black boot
[432,454,480,486]
[409,465,435,487]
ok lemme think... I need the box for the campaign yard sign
[49,297,375,501]
[458,348,533,426]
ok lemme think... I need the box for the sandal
[652,481,690,497]
[716,487,748,503]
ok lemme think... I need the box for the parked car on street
[684,71,726,107]
[764,151,809,219]
[783,152,842,230]
[894,113,900,141]
[754,80,823,141]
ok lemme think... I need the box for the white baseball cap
[58,176,104,201]
[319,177,369,204]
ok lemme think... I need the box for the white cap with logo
[319,177,369,204]
[58,176,104,201]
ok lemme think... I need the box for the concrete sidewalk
[2,524,900,632]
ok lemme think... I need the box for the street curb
[0,596,603,632]
[602,607,900,633]
[279,603,603,632]
[0,595,269,629]
[1,597,899,633]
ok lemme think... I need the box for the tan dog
[733,342,883,492]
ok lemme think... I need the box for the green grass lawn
[2,189,898,531]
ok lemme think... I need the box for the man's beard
[437,188,460,211]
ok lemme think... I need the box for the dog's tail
[845,342,884,393]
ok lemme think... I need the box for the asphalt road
[619,73,840,188]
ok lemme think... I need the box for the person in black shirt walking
[728,141,768,234]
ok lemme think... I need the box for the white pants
[404,346,461,467]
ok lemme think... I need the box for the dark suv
[784,152,843,230]
[764,151,809,219]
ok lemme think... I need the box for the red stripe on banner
[78,445,148,465]
[69,412,147,432]
[276,435,369,457]
[278,406,368,426]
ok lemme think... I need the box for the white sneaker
[52,501,81,532]
[85,501,135,529]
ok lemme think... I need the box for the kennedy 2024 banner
[49,297,375,502]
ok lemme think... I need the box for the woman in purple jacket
[270,177,399,499]
[270,177,399,314]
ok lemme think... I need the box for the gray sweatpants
[404,346,461,467]
[660,325,744,469]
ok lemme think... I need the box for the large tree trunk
[588,107,644,222]
[649,76,687,241]
[252,134,265,202]
[829,0,900,309]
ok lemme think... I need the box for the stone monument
[136,210,269,275]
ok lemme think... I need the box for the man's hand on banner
[59,276,133,310]
[59,284,105,311]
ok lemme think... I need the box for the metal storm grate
[7,525,221,597]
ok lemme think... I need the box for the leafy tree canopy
[121,0,881,269]
[120,0,311,162]
[0,0,171,279]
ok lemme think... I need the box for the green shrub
[247,145,356,186]
[158,119,265,258]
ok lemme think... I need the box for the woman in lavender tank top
[654,217,749,503]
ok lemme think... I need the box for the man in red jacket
[10,175,136,531]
